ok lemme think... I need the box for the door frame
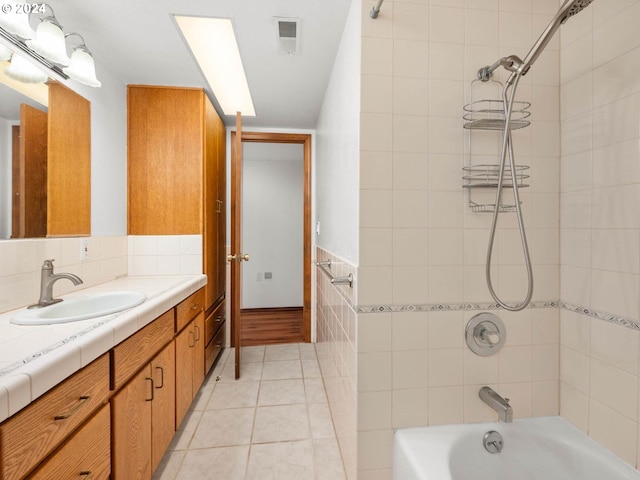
[230,131,312,345]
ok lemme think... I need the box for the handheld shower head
[478,0,596,82]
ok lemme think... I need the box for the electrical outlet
[264,272,273,280]
[80,238,90,261]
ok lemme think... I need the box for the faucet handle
[42,259,55,268]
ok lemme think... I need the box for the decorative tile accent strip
[561,302,640,332]
[357,300,559,314]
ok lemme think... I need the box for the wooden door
[150,342,175,473]
[230,112,245,379]
[19,104,47,238]
[11,125,20,238]
[111,365,153,480]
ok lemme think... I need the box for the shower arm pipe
[485,75,534,312]
[370,0,384,19]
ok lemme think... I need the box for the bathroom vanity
[0,275,225,480]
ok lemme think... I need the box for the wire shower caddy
[463,78,531,213]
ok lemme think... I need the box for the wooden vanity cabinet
[111,341,176,480]
[127,85,227,314]
[205,300,226,374]
[175,311,205,428]
[28,404,111,480]
[0,354,110,480]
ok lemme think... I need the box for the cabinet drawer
[111,309,174,390]
[176,288,205,332]
[0,354,110,480]
[205,320,225,374]
[204,301,225,346]
[29,404,111,480]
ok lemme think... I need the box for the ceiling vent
[274,17,301,55]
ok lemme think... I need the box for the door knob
[227,253,250,262]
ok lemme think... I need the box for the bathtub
[394,416,640,480]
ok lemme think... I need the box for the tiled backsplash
[0,234,203,315]
[127,235,203,276]
[0,236,128,314]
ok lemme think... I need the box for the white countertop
[0,274,207,423]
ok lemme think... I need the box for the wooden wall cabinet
[127,85,227,313]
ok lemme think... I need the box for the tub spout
[479,386,513,423]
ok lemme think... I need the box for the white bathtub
[394,416,640,480]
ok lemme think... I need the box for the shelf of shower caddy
[462,164,529,189]
[469,201,522,213]
[463,99,531,130]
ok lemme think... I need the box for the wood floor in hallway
[240,307,304,346]
[153,343,345,479]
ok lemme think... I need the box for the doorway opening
[230,131,312,348]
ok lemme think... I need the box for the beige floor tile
[302,358,322,378]
[172,409,203,450]
[242,346,266,363]
[175,446,249,480]
[304,378,328,404]
[152,449,185,480]
[191,408,255,448]
[262,360,303,380]
[219,360,263,382]
[246,440,315,480]
[265,344,301,361]
[252,404,310,443]
[208,381,260,409]
[299,343,318,359]
[313,438,347,480]
[308,403,336,439]
[258,379,306,406]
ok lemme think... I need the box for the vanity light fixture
[0,0,37,39]
[62,33,101,87]
[4,52,47,83]
[25,9,70,66]
[0,2,101,87]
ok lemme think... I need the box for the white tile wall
[559,0,640,469]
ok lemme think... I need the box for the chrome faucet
[479,386,513,423]
[28,259,83,309]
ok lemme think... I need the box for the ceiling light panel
[175,15,255,117]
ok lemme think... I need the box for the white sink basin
[11,291,147,325]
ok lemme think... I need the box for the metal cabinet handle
[191,303,200,310]
[155,366,164,389]
[54,396,90,420]
[194,324,201,341]
[80,472,92,479]
[189,330,196,348]
[215,315,223,324]
[146,377,154,402]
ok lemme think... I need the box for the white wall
[314,0,361,265]
[241,143,304,309]
[0,118,12,238]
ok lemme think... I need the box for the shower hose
[485,73,534,312]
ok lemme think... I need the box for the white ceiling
[51,0,353,129]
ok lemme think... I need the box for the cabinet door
[193,311,205,393]
[29,404,111,480]
[175,322,195,429]
[111,365,153,480]
[150,342,176,473]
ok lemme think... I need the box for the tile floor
[153,343,346,480]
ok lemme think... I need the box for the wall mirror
[0,71,91,239]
